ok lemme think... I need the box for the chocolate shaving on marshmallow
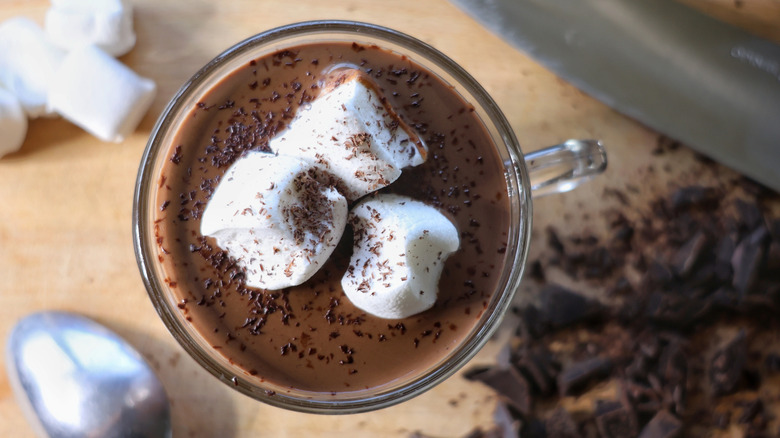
[45,0,136,57]
[0,87,28,158]
[0,17,64,118]
[342,194,460,319]
[271,69,428,201]
[200,153,348,290]
[48,45,155,142]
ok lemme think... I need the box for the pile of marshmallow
[0,0,155,158]
[201,69,460,319]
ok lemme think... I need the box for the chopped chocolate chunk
[765,353,780,373]
[637,410,682,438]
[515,305,547,338]
[644,261,674,288]
[538,284,603,329]
[514,346,557,395]
[465,366,532,415]
[557,356,612,396]
[607,276,633,297]
[657,342,687,386]
[731,227,768,295]
[545,406,582,438]
[713,411,730,429]
[644,292,711,328]
[604,187,630,206]
[583,246,616,278]
[737,398,762,424]
[669,186,719,213]
[709,329,747,396]
[546,226,565,254]
[611,223,635,250]
[491,401,521,437]
[518,419,547,438]
[594,399,639,438]
[734,199,763,230]
[670,230,708,277]
[528,259,545,282]
[766,241,780,272]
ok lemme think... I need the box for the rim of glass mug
[133,20,604,414]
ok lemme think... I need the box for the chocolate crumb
[709,329,747,396]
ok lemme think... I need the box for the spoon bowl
[5,311,171,438]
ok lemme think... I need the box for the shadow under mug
[132,20,607,414]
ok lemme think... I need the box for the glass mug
[132,20,606,414]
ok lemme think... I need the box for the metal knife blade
[450,0,780,192]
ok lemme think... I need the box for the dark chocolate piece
[514,346,557,395]
[594,399,639,438]
[737,398,762,424]
[583,246,616,278]
[557,356,612,396]
[545,406,581,438]
[546,226,565,254]
[714,234,736,281]
[637,410,682,438]
[669,186,719,212]
[644,292,711,328]
[734,199,763,231]
[528,259,546,282]
[709,329,747,396]
[731,227,768,295]
[465,366,531,415]
[644,261,674,288]
[765,353,780,373]
[670,230,708,277]
[767,241,780,272]
[539,284,603,329]
[521,419,548,438]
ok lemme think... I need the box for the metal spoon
[5,311,171,438]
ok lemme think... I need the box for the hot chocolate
[153,41,511,395]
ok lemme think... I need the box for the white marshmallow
[341,194,459,319]
[48,45,155,142]
[201,153,348,290]
[45,0,136,57]
[0,87,28,158]
[271,69,427,201]
[0,17,64,118]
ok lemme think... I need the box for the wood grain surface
[1,1,778,437]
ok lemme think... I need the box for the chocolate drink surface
[155,42,511,394]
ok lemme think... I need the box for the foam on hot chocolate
[200,152,348,290]
[342,194,460,319]
[270,69,428,201]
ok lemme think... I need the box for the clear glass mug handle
[524,139,607,198]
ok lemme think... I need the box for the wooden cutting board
[1,0,778,436]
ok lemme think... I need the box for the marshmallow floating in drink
[0,17,64,118]
[342,194,460,319]
[48,45,156,142]
[0,87,28,157]
[45,0,136,57]
[271,69,428,201]
[200,153,348,290]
